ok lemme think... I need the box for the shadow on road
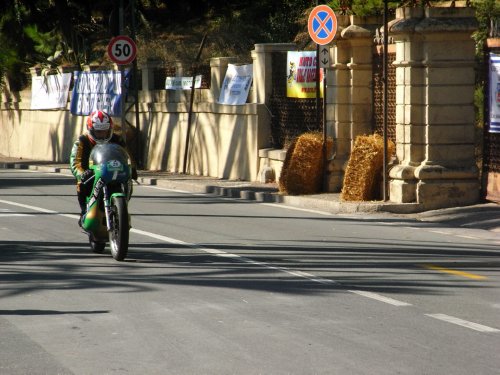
[1,237,498,299]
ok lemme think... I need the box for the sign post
[107,35,137,66]
[308,5,337,191]
[308,5,337,46]
[107,35,137,143]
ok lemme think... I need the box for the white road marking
[262,202,335,216]
[131,228,337,285]
[4,196,499,334]
[0,199,77,220]
[348,290,412,307]
[456,235,479,240]
[0,199,57,214]
[430,230,452,235]
[0,198,463,308]
[0,207,31,217]
[146,185,195,195]
[425,314,500,333]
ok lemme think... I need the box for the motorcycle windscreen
[90,143,131,183]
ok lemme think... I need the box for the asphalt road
[1,169,500,375]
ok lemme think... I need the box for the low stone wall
[136,99,271,180]
[0,93,271,181]
[0,53,277,181]
[0,90,84,163]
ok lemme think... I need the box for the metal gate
[267,47,396,149]
[269,52,322,149]
[373,47,396,144]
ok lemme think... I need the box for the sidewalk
[1,156,499,233]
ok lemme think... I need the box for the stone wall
[0,47,291,181]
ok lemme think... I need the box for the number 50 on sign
[107,35,137,65]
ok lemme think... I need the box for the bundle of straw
[279,132,333,195]
[341,134,395,201]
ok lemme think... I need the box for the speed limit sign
[107,35,137,65]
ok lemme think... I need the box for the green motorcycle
[81,143,133,261]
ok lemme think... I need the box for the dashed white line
[0,199,77,220]
[131,228,338,285]
[2,196,498,333]
[348,290,412,307]
[426,314,500,333]
[0,199,56,214]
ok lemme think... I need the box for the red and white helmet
[86,110,113,144]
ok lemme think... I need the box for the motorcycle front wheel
[108,196,129,261]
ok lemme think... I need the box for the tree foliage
[0,0,498,91]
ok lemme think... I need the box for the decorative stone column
[140,59,161,92]
[251,43,296,105]
[389,7,479,209]
[210,57,237,102]
[328,16,351,191]
[328,16,381,192]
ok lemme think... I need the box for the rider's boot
[77,188,88,227]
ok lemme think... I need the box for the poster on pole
[218,64,253,105]
[286,51,324,99]
[31,73,71,109]
[489,53,500,133]
[70,70,129,116]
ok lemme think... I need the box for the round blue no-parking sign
[308,5,337,45]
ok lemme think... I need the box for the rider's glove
[131,168,138,180]
[80,169,94,183]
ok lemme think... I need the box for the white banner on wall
[165,75,202,90]
[70,70,128,116]
[31,73,72,109]
[218,64,253,105]
[489,53,500,133]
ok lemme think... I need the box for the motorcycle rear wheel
[109,196,129,261]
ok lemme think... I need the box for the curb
[0,162,440,215]
[2,161,499,231]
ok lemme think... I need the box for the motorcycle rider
[70,110,137,226]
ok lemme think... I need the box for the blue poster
[490,53,500,133]
[70,70,129,116]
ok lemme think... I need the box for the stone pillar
[389,7,479,209]
[210,57,237,102]
[388,8,426,203]
[251,43,296,104]
[347,17,380,141]
[328,16,351,191]
[328,16,381,192]
[140,59,162,92]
